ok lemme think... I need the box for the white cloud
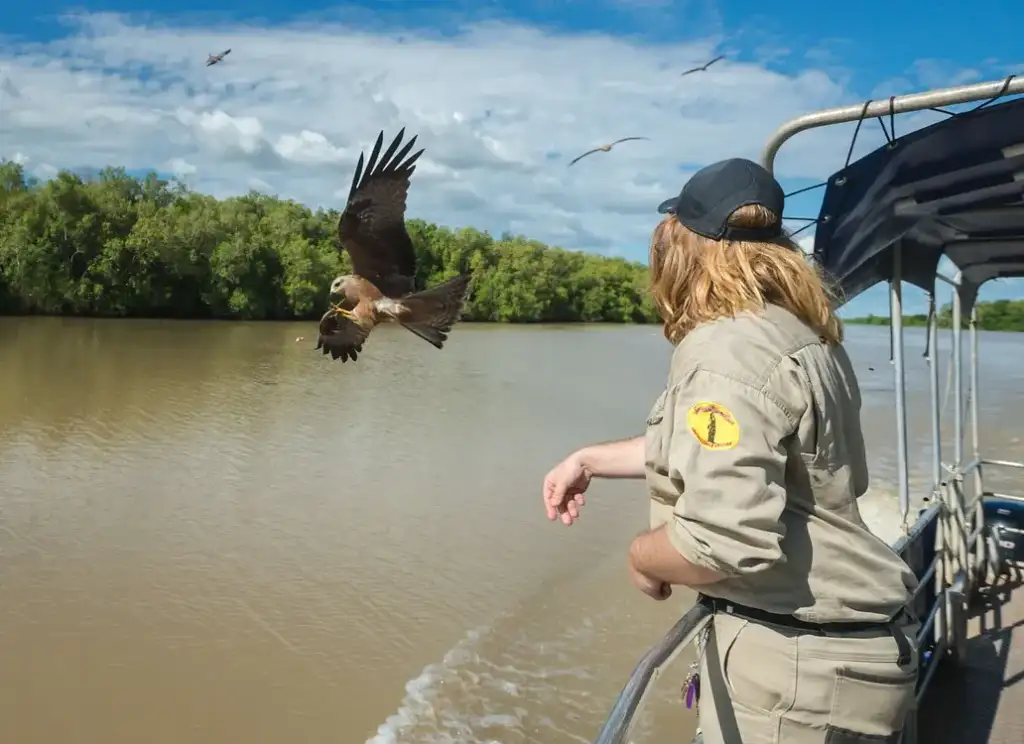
[797,233,815,255]
[0,12,995,259]
[165,156,196,177]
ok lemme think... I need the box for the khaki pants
[696,613,919,744]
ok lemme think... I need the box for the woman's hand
[541,437,646,526]
[542,451,591,525]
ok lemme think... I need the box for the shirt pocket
[798,452,863,513]
[791,346,869,511]
[795,374,870,512]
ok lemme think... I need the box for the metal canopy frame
[592,76,1024,744]
[761,76,1024,175]
[766,75,1024,317]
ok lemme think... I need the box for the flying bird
[316,128,473,364]
[568,137,650,167]
[680,54,725,76]
[206,49,232,67]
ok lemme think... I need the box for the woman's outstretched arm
[575,435,646,479]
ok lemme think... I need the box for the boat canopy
[809,95,1024,313]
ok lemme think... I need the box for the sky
[1,0,1022,317]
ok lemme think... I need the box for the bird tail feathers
[397,274,472,350]
[402,322,447,349]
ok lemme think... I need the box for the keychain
[683,663,701,709]
[682,624,709,709]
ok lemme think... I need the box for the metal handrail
[593,602,713,744]
[982,458,1024,470]
[760,76,1024,174]
[891,503,942,558]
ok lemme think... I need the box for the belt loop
[892,625,912,667]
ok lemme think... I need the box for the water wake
[364,599,694,744]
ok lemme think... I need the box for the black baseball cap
[656,158,785,241]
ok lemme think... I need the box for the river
[1,318,1022,744]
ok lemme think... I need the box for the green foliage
[846,299,1024,332]
[0,161,658,323]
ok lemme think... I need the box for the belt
[697,594,913,665]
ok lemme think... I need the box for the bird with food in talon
[316,128,473,364]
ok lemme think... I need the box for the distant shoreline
[0,312,657,326]
[844,299,1024,333]
[844,318,1022,332]
[5,310,1021,333]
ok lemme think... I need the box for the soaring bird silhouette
[316,128,473,364]
[206,49,232,67]
[568,137,649,167]
[680,54,725,77]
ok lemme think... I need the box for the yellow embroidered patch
[686,401,740,450]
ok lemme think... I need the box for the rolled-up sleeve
[665,368,797,577]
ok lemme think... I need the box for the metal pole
[926,286,949,647]
[890,243,911,529]
[927,295,942,492]
[969,306,981,477]
[969,306,985,580]
[949,280,970,590]
[952,287,963,467]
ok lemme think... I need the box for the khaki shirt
[645,303,918,624]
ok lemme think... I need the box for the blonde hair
[649,204,844,346]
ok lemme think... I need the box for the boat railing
[592,603,712,744]
[592,75,1024,744]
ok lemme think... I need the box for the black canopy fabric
[809,96,1024,314]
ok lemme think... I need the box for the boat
[593,74,1024,744]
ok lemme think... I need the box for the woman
[542,158,920,744]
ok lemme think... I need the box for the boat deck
[919,568,1024,743]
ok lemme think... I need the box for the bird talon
[331,304,356,321]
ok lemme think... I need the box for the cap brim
[656,197,677,214]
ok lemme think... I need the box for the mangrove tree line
[0,161,658,323]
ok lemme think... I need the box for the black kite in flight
[680,54,725,77]
[568,136,650,167]
[206,49,232,67]
[316,128,473,363]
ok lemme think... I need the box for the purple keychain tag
[683,624,709,710]
[684,672,701,709]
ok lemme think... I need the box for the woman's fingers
[543,477,564,521]
[556,495,584,526]
[543,463,586,525]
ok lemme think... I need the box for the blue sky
[1,0,1021,317]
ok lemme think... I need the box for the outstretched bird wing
[568,147,603,167]
[315,309,372,363]
[337,129,425,298]
[569,138,648,166]
[681,54,725,76]
[610,136,649,146]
